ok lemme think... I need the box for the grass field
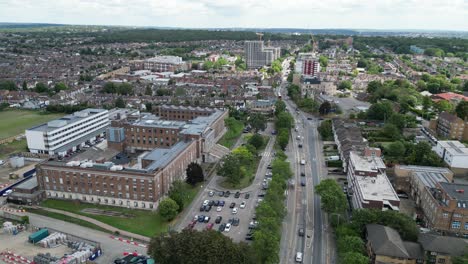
[40,182,201,237]
[28,208,111,234]
[218,117,244,149]
[0,139,28,159]
[0,110,63,139]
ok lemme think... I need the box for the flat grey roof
[440,182,468,201]
[143,141,192,171]
[54,127,107,153]
[27,108,107,132]
[398,165,451,188]
[14,176,38,190]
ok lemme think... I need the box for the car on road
[300,172,305,177]
[298,143,303,148]
[301,180,306,186]
[343,186,348,194]
[249,221,258,229]
[214,200,220,206]
[240,201,246,209]
[232,218,240,226]
[219,200,225,206]
[229,202,236,208]
[208,191,214,197]
[216,206,222,212]
[198,215,205,222]
[257,192,266,197]
[224,223,232,232]
[267,164,272,169]
[295,252,303,263]
[224,191,231,197]
[307,117,312,120]
[204,216,211,223]
[215,216,222,224]
[234,191,241,198]
[296,135,301,140]
[206,223,214,230]
[203,200,210,206]
[232,207,238,214]
[208,200,214,206]
[218,223,226,232]
[298,228,305,237]
[193,215,199,221]
[245,193,250,199]
[300,159,306,165]
[199,205,205,212]
[205,205,212,212]
[218,191,225,197]
[245,234,254,241]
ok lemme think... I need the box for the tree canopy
[158,198,179,221]
[148,230,257,264]
[315,179,348,214]
[186,162,204,186]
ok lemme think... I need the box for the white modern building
[26,109,109,157]
[434,141,468,169]
[347,147,400,211]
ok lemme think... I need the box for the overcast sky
[0,0,467,31]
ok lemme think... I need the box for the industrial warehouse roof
[27,108,108,132]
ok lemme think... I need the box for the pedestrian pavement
[28,206,150,242]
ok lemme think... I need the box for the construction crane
[310,33,318,53]
[256,32,264,41]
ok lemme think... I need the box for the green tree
[22,81,27,90]
[0,80,18,91]
[186,162,204,186]
[319,101,332,115]
[318,120,333,140]
[148,230,257,264]
[248,113,267,132]
[338,80,352,90]
[452,251,468,264]
[319,55,328,67]
[175,87,186,96]
[145,102,152,112]
[367,80,382,94]
[455,101,468,120]
[34,82,48,93]
[168,180,186,212]
[380,123,402,140]
[145,85,153,96]
[274,100,286,116]
[367,101,393,120]
[218,155,242,185]
[54,82,68,93]
[275,112,293,129]
[385,141,406,158]
[158,198,179,221]
[337,235,365,255]
[315,179,347,214]
[114,97,125,108]
[232,146,254,165]
[422,96,432,111]
[277,129,290,150]
[435,100,454,113]
[341,252,369,264]
[248,133,264,150]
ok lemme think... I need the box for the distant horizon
[0,0,466,32]
[1,21,467,33]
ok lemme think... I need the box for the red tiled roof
[432,92,468,102]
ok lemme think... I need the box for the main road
[278,58,332,264]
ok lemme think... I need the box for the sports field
[0,110,63,139]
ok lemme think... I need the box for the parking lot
[179,137,276,243]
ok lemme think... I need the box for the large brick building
[420,182,468,237]
[36,140,198,210]
[432,112,468,141]
[36,106,228,210]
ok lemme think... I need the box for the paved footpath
[29,206,150,242]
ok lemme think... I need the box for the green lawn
[218,117,244,149]
[0,139,28,159]
[0,110,63,139]
[41,199,169,237]
[28,208,110,234]
[40,182,202,237]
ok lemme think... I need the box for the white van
[300,159,306,165]
[295,252,303,262]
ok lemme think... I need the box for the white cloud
[0,0,466,30]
